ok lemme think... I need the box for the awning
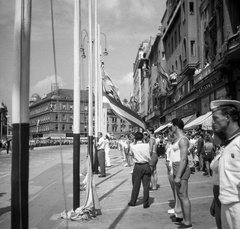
[154,122,171,133]
[184,111,212,129]
[182,113,197,125]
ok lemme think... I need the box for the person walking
[96,132,106,177]
[104,133,111,167]
[128,132,151,209]
[210,99,240,229]
[170,118,193,229]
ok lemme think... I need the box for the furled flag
[102,68,146,130]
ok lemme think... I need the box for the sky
[0,0,165,118]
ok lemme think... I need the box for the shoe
[172,217,183,223]
[168,209,175,214]
[98,175,106,178]
[143,204,149,208]
[149,188,157,192]
[128,202,135,207]
[176,223,193,228]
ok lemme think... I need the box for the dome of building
[30,93,41,102]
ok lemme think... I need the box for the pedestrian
[195,132,205,172]
[0,139,2,154]
[210,99,240,229]
[104,133,111,167]
[128,132,151,209]
[165,130,183,219]
[170,118,193,229]
[96,132,106,177]
[148,127,158,191]
[203,135,215,177]
[6,139,11,154]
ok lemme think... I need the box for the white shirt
[219,135,240,204]
[130,141,150,164]
[97,137,105,150]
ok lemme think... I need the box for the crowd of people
[80,99,240,229]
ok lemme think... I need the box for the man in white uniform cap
[210,99,240,229]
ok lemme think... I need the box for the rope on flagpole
[50,1,68,225]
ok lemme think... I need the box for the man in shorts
[170,118,193,229]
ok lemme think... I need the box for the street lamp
[100,32,108,56]
[80,29,89,53]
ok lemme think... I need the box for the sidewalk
[59,148,217,229]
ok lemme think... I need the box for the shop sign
[197,76,223,95]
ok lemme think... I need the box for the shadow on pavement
[99,179,128,201]
[96,169,124,186]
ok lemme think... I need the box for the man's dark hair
[134,132,143,141]
[148,127,154,134]
[221,107,240,123]
[172,118,184,130]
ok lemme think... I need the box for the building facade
[29,89,89,138]
[134,0,240,131]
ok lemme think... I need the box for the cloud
[31,75,65,96]
[114,72,133,99]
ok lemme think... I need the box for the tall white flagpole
[98,25,103,134]
[12,0,31,227]
[73,0,81,210]
[94,0,98,138]
[88,0,94,166]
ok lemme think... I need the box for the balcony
[193,64,213,85]
[145,108,160,122]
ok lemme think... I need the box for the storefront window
[216,87,227,100]
[201,95,210,114]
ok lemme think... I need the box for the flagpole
[98,25,103,133]
[12,0,31,228]
[88,0,93,167]
[73,0,81,210]
[94,0,98,139]
[93,0,99,173]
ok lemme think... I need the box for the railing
[227,26,240,50]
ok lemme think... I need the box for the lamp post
[100,32,108,56]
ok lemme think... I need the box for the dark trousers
[97,149,106,176]
[130,163,151,206]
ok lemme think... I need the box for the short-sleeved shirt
[130,141,150,164]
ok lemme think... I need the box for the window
[162,52,165,60]
[175,30,177,48]
[55,114,58,120]
[62,104,66,110]
[62,114,66,121]
[183,38,187,59]
[62,125,65,131]
[189,2,194,15]
[178,24,181,42]
[190,40,196,56]
[182,1,186,21]
[201,95,210,114]
[69,104,73,110]
[55,124,58,130]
